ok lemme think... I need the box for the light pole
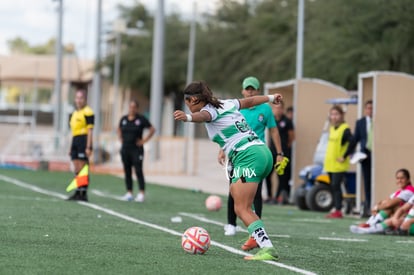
[149,0,165,161]
[53,0,63,151]
[296,0,305,79]
[111,19,126,160]
[184,0,197,175]
[91,0,103,163]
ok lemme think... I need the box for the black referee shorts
[70,135,88,161]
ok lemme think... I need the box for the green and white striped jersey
[200,99,263,157]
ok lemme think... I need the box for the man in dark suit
[350,100,373,217]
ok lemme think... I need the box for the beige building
[0,54,117,163]
[0,54,160,167]
[0,54,94,124]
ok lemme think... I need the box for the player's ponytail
[184,81,223,109]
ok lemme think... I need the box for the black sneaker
[384,228,398,235]
[396,229,408,236]
[384,228,408,236]
[67,191,81,201]
[79,190,88,202]
[360,208,371,218]
[265,198,277,205]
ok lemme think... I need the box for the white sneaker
[224,224,236,236]
[135,193,145,203]
[121,193,133,201]
[350,225,369,234]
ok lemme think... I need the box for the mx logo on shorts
[229,166,257,179]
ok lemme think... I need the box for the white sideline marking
[0,174,316,275]
[0,175,67,200]
[292,218,332,223]
[180,212,244,230]
[319,237,368,242]
[396,240,414,244]
[179,212,291,238]
[269,234,291,238]
[91,189,124,201]
[0,194,60,202]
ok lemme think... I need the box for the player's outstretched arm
[239,93,283,109]
[174,110,211,123]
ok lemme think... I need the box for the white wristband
[186,114,192,122]
[267,95,275,103]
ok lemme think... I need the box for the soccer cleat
[358,223,370,228]
[135,193,145,203]
[385,228,408,236]
[360,213,371,218]
[264,198,278,205]
[79,190,88,202]
[224,224,236,236]
[396,229,409,236]
[244,247,279,261]
[384,228,398,235]
[326,210,343,219]
[280,190,290,205]
[66,191,81,201]
[263,198,272,204]
[350,225,370,234]
[241,236,259,251]
[121,193,134,201]
[360,207,371,218]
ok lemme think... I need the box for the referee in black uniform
[118,99,155,202]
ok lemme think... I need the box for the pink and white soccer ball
[181,226,211,254]
[205,195,222,211]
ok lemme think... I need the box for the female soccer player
[350,168,414,234]
[174,81,282,261]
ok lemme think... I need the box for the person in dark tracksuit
[267,102,295,205]
[118,99,155,202]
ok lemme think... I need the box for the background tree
[196,0,297,93]
[106,0,414,96]
[7,37,75,55]
[106,3,191,100]
[305,0,414,89]
[9,0,414,95]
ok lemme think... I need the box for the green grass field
[1,168,413,275]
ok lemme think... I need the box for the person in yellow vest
[67,89,94,201]
[324,105,353,218]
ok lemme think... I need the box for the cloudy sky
[0,0,217,60]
